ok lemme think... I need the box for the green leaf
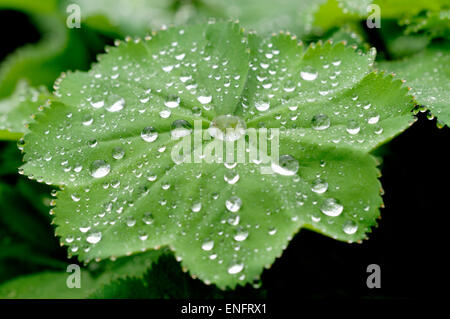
[0,271,98,298]
[377,43,450,127]
[0,250,165,298]
[21,22,414,288]
[0,81,51,140]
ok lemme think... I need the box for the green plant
[0,0,448,299]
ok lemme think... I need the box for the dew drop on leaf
[112,147,125,160]
[201,239,214,251]
[320,198,344,217]
[164,95,180,108]
[86,231,102,244]
[105,94,125,112]
[141,126,158,142]
[228,262,244,275]
[300,66,318,81]
[90,160,111,178]
[271,155,299,176]
[311,178,328,194]
[226,196,242,212]
[311,114,330,130]
[343,220,358,234]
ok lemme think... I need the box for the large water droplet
[90,160,111,178]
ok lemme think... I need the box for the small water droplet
[201,239,214,251]
[311,114,330,130]
[105,94,125,112]
[224,170,240,184]
[271,155,299,176]
[228,262,244,274]
[86,230,102,244]
[191,202,202,212]
[346,120,360,135]
[141,126,158,142]
[226,196,242,212]
[234,228,249,242]
[343,220,358,234]
[311,178,328,194]
[112,147,125,160]
[300,66,318,81]
[90,160,111,178]
[320,198,343,217]
[164,95,180,108]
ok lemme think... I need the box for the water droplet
[126,217,136,227]
[90,160,111,178]
[105,94,125,112]
[271,155,299,176]
[82,114,93,126]
[234,228,249,242]
[171,120,192,139]
[197,95,212,104]
[226,196,242,212]
[112,147,125,160]
[142,212,154,225]
[300,66,318,81]
[311,178,328,194]
[201,239,214,251]
[90,95,104,108]
[164,95,180,108]
[141,126,158,142]
[311,114,330,130]
[368,113,380,124]
[320,198,343,217]
[255,99,270,112]
[343,220,358,234]
[208,115,246,142]
[86,231,102,244]
[228,262,244,274]
[346,120,360,135]
[191,202,202,212]
[71,193,81,202]
[224,170,240,184]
